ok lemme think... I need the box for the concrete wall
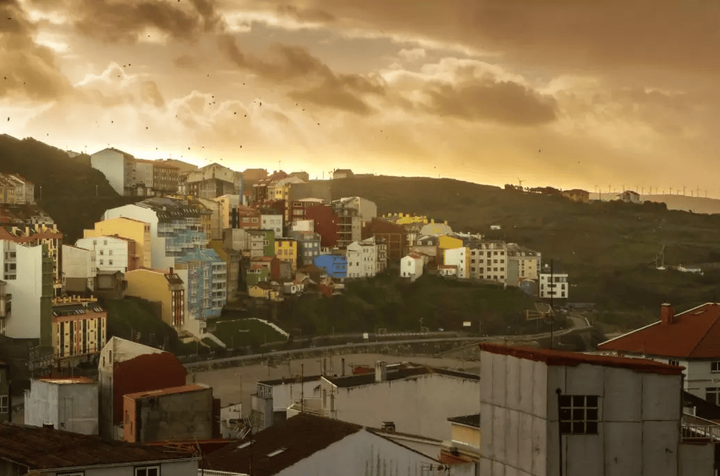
[91,149,126,195]
[62,245,96,283]
[678,442,715,476]
[132,388,213,443]
[24,380,98,435]
[4,244,43,339]
[323,373,480,441]
[480,350,684,476]
[277,429,448,476]
[43,460,197,476]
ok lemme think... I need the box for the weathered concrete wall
[679,442,715,476]
[138,388,213,443]
[24,381,98,435]
[45,460,198,476]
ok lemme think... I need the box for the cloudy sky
[2,0,720,193]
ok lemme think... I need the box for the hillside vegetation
[332,176,720,312]
[0,135,140,241]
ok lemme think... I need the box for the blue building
[314,254,347,279]
[176,248,227,320]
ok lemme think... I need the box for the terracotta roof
[448,414,480,428]
[0,424,192,470]
[124,384,207,400]
[479,343,684,375]
[204,414,361,475]
[598,303,720,358]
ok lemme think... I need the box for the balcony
[681,413,720,441]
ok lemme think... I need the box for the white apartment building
[444,247,469,279]
[61,244,96,292]
[261,213,284,238]
[24,377,98,435]
[401,253,425,281]
[539,265,569,299]
[479,342,714,476]
[251,375,324,431]
[600,302,720,405]
[75,236,134,273]
[214,194,241,229]
[90,148,136,196]
[346,239,377,278]
[468,241,508,283]
[506,243,542,286]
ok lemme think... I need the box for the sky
[2,0,720,193]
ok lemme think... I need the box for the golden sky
[2,0,720,193]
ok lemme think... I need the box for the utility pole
[549,259,554,351]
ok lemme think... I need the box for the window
[707,387,720,405]
[669,359,679,366]
[109,260,113,265]
[135,467,160,476]
[0,395,7,413]
[712,362,720,373]
[559,395,599,434]
[109,249,113,255]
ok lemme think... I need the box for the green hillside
[0,135,140,242]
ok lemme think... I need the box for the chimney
[660,303,675,325]
[169,267,174,275]
[375,361,387,383]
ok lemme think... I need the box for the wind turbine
[517,177,525,188]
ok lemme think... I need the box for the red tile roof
[124,384,207,400]
[598,303,720,358]
[479,343,684,375]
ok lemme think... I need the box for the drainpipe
[556,388,563,476]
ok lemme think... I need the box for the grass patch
[212,318,287,349]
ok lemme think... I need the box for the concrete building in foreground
[24,376,99,435]
[479,343,715,476]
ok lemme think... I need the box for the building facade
[363,218,408,262]
[290,231,322,267]
[444,247,469,279]
[125,268,185,328]
[61,244,97,293]
[346,240,377,278]
[506,244,542,286]
[314,254,348,279]
[75,235,138,273]
[84,217,152,269]
[0,173,34,204]
[51,296,107,364]
[539,264,569,299]
[275,238,298,271]
[401,253,425,281]
[24,377,98,435]
[468,241,508,284]
[90,148,136,196]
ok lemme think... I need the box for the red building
[363,218,408,262]
[305,205,339,248]
[235,206,261,229]
[251,256,281,280]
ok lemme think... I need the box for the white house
[75,235,134,273]
[618,190,641,203]
[599,302,720,405]
[261,213,284,238]
[24,377,98,435]
[401,253,425,281]
[90,148,136,196]
[467,241,508,283]
[479,343,715,476]
[251,375,324,431]
[506,243,542,286]
[204,413,464,476]
[306,362,480,441]
[346,240,377,278]
[61,244,97,292]
[539,265,569,299]
[444,247,469,279]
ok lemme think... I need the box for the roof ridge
[687,306,720,357]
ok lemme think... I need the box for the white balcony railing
[681,413,720,441]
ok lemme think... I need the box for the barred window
[559,395,599,435]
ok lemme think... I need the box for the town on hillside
[0,150,719,475]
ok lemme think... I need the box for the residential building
[0,223,62,293]
[539,263,569,299]
[314,254,348,279]
[214,194,242,230]
[268,176,306,206]
[468,241,508,284]
[261,210,284,238]
[250,375,323,430]
[98,337,187,440]
[0,173,34,204]
[506,243,542,286]
[51,296,107,364]
[346,239,377,278]
[90,147,136,196]
[291,218,315,233]
[288,171,310,181]
[288,197,323,227]
[133,159,155,195]
[287,182,332,204]
[252,171,288,204]
[151,160,180,194]
[479,343,714,476]
[123,384,218,443]
[311,362,480,441]
[333,168,354,179]
[61,244,97,292]
[444,247,469,279]
[363,218,408,261]
[420,222,453,236]
[401,253,425,281]
[332,197,377,225]
[210,242,241,302]
[305,204,339,247]
[224,228,266,259]
[246,266,270,288]
[198,197,224,240]
[444,414,481,469]
[290,230,322,267]
[84,216,152,269]
[93,270,127,300]
[155,158,198,175]
[183,163,243,199]
[599,302,720,404]
[204,413,457,476]
[618,190,641,203]
[376,237,388,273]
[249,283,283,301]
[0,361,9,423]
[438,234,464,253]
[0,242,53,345]
[220,402,243,439]
[125,268,185,328]
[275,238,298,271]
[236,205,262,229]
[562,189,590,203]
[24,376,98,435]
[251,256,281,281]
[0,423,198,475]
[175,248,227,331]
[332,199,364,247]
[75,235,138,273]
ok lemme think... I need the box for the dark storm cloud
[0,0,72,100]
[420,77,557,125]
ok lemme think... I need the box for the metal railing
[681,413,720,441]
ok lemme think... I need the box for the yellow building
[51,296,107,362]
[249,283,283,301]
[275,238,298,271]
[84,217,152,268]
[383,213,449,226]
[125,268,185,328]
[438,235,464,251]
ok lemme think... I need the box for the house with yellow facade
[275,238,298,271]
[249,283,283,301]
[84,217,152,268]
[125,268,185,328]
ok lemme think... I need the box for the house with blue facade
[314,254,347,279]
[176,248,227,322]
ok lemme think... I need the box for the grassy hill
[0,135,140,242]
[331,176,720,312]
